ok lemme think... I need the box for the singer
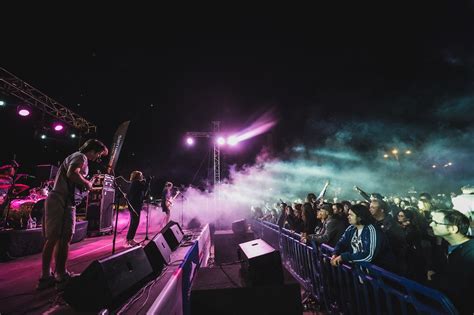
[125,170,147,247]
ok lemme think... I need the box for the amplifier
[86,184,115,235]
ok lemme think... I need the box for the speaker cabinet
[190,265,302,315]
[231,219,247,235]
[214,230,255,264]
[63,246,153,311]
[161,221,184,250]
[36,164,58,181]
[144,233,171,275]
[86,187,115,235]
[238,238,284,286]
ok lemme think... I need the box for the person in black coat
[125,171,147,247]
[427,209,474,315]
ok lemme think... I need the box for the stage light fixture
[40,134,47,140]
[383,154,389,158]
[70,133,76,139]
[0,100,5,106]
[17,105,31,117]
[53,123,64,132]
[216,136,226,146]
[186,137,194,146]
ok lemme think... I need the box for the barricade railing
[252,219,458,315]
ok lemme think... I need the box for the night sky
[1,3,474,194]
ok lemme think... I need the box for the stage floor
[0,209,174,315]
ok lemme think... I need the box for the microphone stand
[141,177,153,243]
[112,177,138,255]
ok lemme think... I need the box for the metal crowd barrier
[252,219,458,315]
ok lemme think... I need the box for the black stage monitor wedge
[63,246,153,311]
[214,230,255,264]
[238,238,284,286]
[161,220,184,251]
[144,232,171,275]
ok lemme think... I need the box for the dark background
[1,2,473,194]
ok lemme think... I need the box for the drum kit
[0,164,53,230]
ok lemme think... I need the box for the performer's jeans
[126,204,141,241]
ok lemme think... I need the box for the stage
[0,205,209,315]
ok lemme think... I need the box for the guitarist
[37,139,108,290]
[161,181,174,225]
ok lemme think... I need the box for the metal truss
[0,67,97,134]
[186,120,221,188]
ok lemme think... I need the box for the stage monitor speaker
[144,232,171,275]
[238,238,283,286]
[190,265,302,315]
[86,187,115,235]
[231,219,247,235]
[63,246,153,311]
[214,230,255,264]
[161,220,184,251]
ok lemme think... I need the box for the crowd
[253,185,474,315]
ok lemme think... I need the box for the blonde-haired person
[125,170,147,247]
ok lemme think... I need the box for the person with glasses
[427,209,474,315]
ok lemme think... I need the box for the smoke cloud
[173,95,474,229]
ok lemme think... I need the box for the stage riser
[0,220,88,260]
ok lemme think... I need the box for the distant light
[432,165,437,168]
[53,123,64,131]
[405,150,411,155]
[227,135,238,146]
[0,100,5,106]
[70,133,76,139]
[383,154,389,158]
[18,105,31,117]
[40,134,47,140]
[216,136,226,146]
[392,149,398,155]
[448,162,452,166]
[186,137,194,146]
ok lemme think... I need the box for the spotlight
[383,154,389,158]
[53,123,64,132]
[391,149,398,155]
[432,165,437,168]
[70,133,76,139]
[227,135,238,146]
[17,105,31,117]
[0,100,5,106]
[216,136,226,146]
[405,150,411,155]
[40,134,47,140]
[448,162,452,166]
[186,137,194,146]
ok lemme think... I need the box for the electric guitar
[73,175,101,206]
[165,191,181,209]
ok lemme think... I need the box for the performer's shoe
[36,273,56,290]
[124,239,139,247]
[55,271,76,291]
